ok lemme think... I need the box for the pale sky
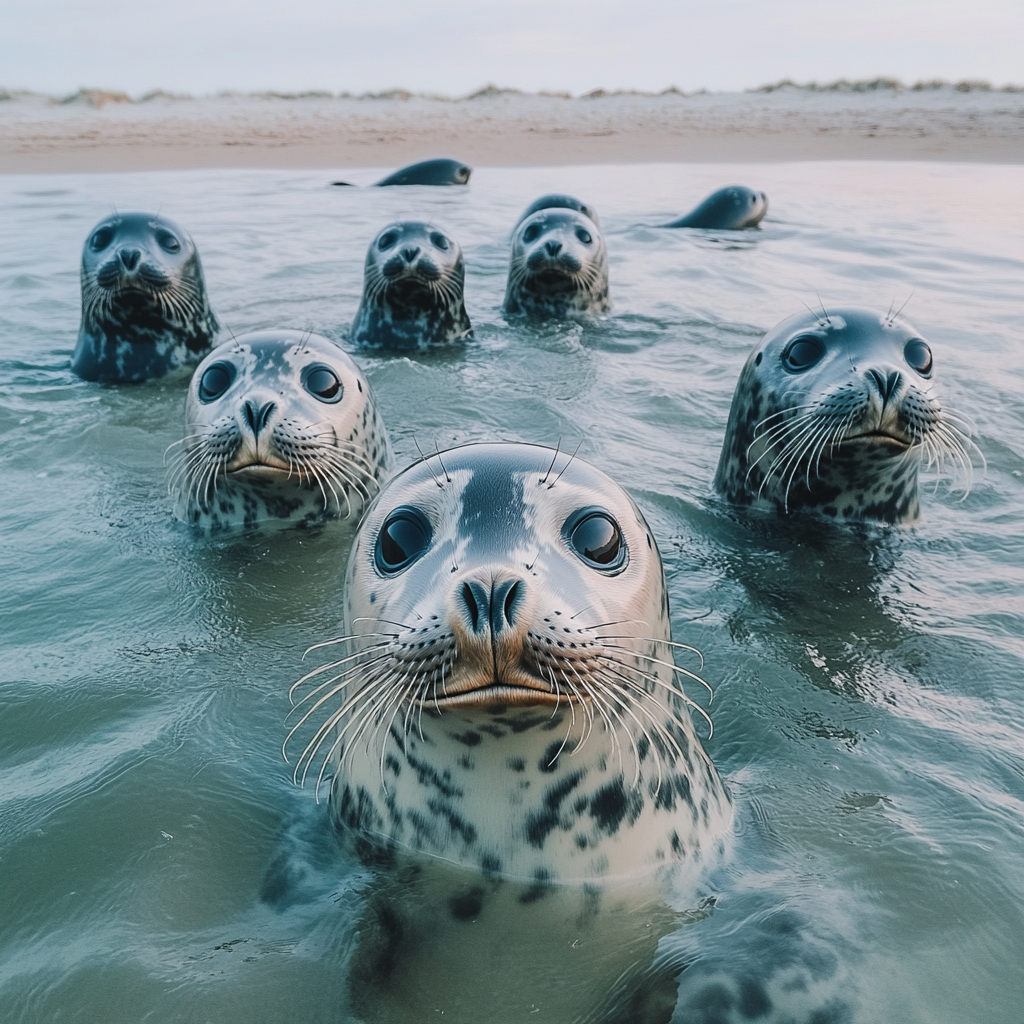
[3,0,1022,97]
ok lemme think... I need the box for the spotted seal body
[663,186,768,230]
[714,307,974,524]
[170,330,392,532]
[350,221,472,351]
[503,204,610,319]
[72,212,218,382]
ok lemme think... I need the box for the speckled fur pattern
[72,212,218,382]
[714,307,974,525]
[503,206,610,318]
[350,221,472,351]
[170,330,392,533]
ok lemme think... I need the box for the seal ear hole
[197,361,236,403]
[564,508,627,572]
[430,232,450,251]
[575,227,593,244]
[782,335,826,373]
[375,507,432,575]
[90,226,115,251]
[303,364,343,403]
[904,338,933,377]
[378,231,399,251]
[522,223,542,244]
[155,229,181,253]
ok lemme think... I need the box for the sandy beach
[2,84,1022,173]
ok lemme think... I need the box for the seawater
[1,162,1022,1023]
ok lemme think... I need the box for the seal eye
[522,223,542,244]
[197,361,235,403]
[378,231,399,251]
[575,227,592,244]
[375,508,432,575]
[904,338,933,377]
[782,335,826,373]
[566,510,627,571]
[430,232,449,251]
[155,229,180,253]
[90,226,114,251]
[303,364,343,403]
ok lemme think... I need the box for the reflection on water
[1,162,1023,1023]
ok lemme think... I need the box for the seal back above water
[170,329,392,532]
[663,186,768,230]
[72,211,218,383]
[713,306,977,524]
[503,204,610,319]
[350,221,472,351]
[291,442,732,883]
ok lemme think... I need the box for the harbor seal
[288,442,732,1022]
[72,211,218,382]
[663,185,768,230]
[514,192,601,228]
[169,329,392,532]
[503,204,610,318]
[331,158,472,188]
[713,306,977,524]
[350,220,472,351]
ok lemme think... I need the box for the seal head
[374,158,472,187]
[503,207,610,319]
[171,329,392,532]
[351,221,472,351]
[72,212,218,382]
[664,186,768,230]
[514,193,601,229]
[291,443,732,883]
[714,306,975,524]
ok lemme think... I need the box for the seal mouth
[227,461,292,478]
[428,683,562,710]
[841,431,912,450]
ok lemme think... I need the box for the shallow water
[1,161,1022,1023]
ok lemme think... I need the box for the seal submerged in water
[663,185,768,230]
[331,158,472,188]
[503,198,610,318]
[169,329,392,532]
[714,306,977,524]
[72,212,218,382]
[350,221,472,351]
[288,442,732,1022]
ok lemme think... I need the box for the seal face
[503,206,610,319]
[664,185,768,230]
[72,212,218,382]
[170,329,392,532]
[291,443,732,884]
[350,221,473,352]
[374,158,472,187]
[714,307,976,524]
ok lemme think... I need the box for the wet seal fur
[514,192,601,229]
[350,221,472,351]
[331,158,472,188]
[503,200,610,318]
[714,306,977,524]
[288,442,733,1022]
[170,329,392,532]
[663,186,768,230]
[72,211,218,382]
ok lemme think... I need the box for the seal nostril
[503,580,520,625]
[545,241,562,256]
[402,247,420,263]
[462,582,480,632]
[886,371,902,400]
[119,248,140,271]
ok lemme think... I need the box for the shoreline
[3,89,1022,173]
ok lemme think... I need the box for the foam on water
[1,162,1022,1023]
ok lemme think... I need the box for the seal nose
[119,247,141,271]
[545,240,562,256]
[243,398,276,437]
[401,246,420,264]
[459,578,525,637]
[867,368,903,404]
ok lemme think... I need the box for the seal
[72,211,218,382]
[288,442,733,1022]
[713,306,977,524]
[350,221,472,351]
[169,329,392,532]
[330,158,472,188]
[514,192,601,228]
[503,204,610,318]
[663,185,768,230]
